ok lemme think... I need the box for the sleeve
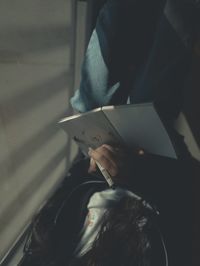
[118,153,195,210]
[123,154,197,266]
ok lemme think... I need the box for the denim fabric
[70,0,192,121]
[71,0,126,112]
[71,28,120,112]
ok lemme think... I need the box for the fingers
[101,144,128,167]
[88,146,119,177]
[89,145,117,166]
[87,144,146,180]
[88,158,97,173]
[101,144,117,154]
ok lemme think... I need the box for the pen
[95,160,115,188]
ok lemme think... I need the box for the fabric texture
[70,0,193,122]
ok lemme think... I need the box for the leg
[71,0,126,112]
[70,0,163,112]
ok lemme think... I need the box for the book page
[102,103,177,159]
[59,109,122,155]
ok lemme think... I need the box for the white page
[102,103,177,159]
[59,109,122,155]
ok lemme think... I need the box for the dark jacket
[20,154,197,266]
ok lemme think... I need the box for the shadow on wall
[0,25,72,62]
[1,71,72,125]
[0,146,67,234]
[0,69,75,186]
[0,0,77,262]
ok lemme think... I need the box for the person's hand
[88,144,144,181]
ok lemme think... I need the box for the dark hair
[69,196,159,266]
[22,196,164,266]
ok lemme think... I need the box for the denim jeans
[70,0,192,157]
[71,0,191,117]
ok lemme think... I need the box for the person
[70,0,198,116]
[70,0,200,158]
[20,1,199,265]
[20,143,196,266]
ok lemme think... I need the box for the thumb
[88,158,97,173]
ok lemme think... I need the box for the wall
[0,0,78,261]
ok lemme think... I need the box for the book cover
[59,103,177,159]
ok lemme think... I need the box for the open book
[59,103,177,159]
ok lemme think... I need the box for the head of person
[69,196,166,266]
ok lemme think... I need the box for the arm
[88,144,193,208]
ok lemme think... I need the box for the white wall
[0,0,78,261]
